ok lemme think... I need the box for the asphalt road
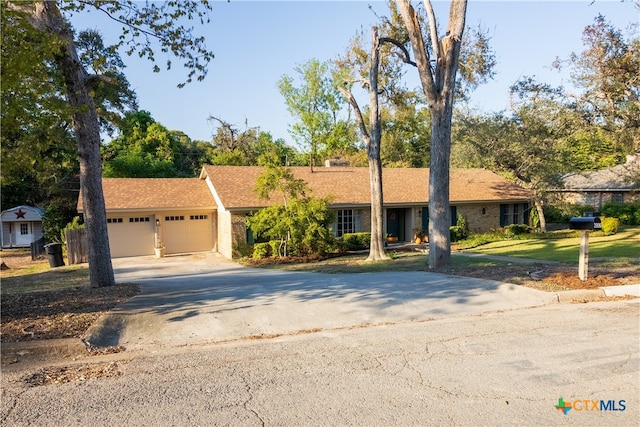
[2,299,638,426]
[2,253,639,426]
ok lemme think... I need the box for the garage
[161,212,213,255]
[85,178,217,258]
[107,215,155,258]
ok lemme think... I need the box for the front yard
[1,227,638,344]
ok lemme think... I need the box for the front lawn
[462,227,639,262]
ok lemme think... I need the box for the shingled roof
[561,155,640,191]
[200,166,532,210]
[78,178,215,212]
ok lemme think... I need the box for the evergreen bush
[600,217,620,235]
[252,242,271,259]
[342,232,371,250]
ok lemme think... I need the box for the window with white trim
[335,209,361,237]
[20,224,29,235]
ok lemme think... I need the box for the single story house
[82,166,532,259]
[1,205,45,249]
[553,154,640,210]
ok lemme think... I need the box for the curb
[555,284,640,303]
[1,338,87,367]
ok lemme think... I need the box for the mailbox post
[568,216,601,281]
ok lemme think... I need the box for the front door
[387,209,405,241]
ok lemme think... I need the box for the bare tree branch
[423,0,441,60]
[379,37,417,66]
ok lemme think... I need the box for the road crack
[239,374,265,426]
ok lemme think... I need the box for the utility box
[569,217,601,231]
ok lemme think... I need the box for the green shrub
[503,224,531,237]
[529,206,540,230]
[544,203,594,223]
[449,214,470,242]
[600,217,620,235]
[252,242,272,259]
[450,226,466,242]
[342,232,371,251]
[601,202,640,225]
[455,214,469,235]
[269,240,283,257]
[232,241,253,259]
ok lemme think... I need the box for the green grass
[463,227,639,262]
[250,227,640,274]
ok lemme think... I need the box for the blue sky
[73,1,639,145]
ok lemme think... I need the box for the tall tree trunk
[366,27,388,261]
[396,0,467,268]
[429,103,453,267]
[338,27,388,261]
[32,2,115,287]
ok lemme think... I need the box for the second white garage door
[162,213,213,254]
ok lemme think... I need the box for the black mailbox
[569,216,601,231]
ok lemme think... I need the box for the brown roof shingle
[79,178,215,211]
[201,166,532,210]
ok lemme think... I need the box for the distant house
[554,154,640,210]
[1,205,45,249]
[82,166,533,259]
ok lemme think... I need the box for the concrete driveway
[85,252,558,350]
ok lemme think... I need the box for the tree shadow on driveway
[86,256,555,349]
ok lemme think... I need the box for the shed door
[16,223,32,246]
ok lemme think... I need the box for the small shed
[1,206,45,249]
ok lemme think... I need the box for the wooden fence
[65,228,88,264]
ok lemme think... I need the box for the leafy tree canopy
[278,59,357,166]
[248,161,336,257]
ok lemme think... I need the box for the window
[165,215,185,221]
[129,217,150,223]
[107,218,123,224]
[336,209,361,237]
[500,203,529,226]
[190,215,208,220]
[583,193,598,208]
[20,224,29,235]
[612,193,624,203]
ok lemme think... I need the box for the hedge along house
[1,205,45,249]
[199,165,533,259]
[78,178,216,258]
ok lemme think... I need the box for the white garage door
[107,216,155,258]
[162,213,213,254]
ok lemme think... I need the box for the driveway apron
[90,252,556,350]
